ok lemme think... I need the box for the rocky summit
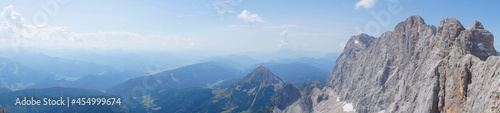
[194,66,286,113]
[282,15,500,113]
[236,66,285,92]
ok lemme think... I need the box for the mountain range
[278,15,500,113]
[107,62,243,95]
[8,14,499,113]
[247,62,330,85]
[0,58,55,90]
[129,66,292,113]
[198,55,262,71]
[0,51,116,79]
[33,70,145,91]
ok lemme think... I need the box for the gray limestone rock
[472,20,484,29]
[285,15,500,113]
[269,83,302,111]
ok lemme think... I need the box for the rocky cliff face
[267,83,301,112]
[285,15,500,113]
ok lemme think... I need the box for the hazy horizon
[1,1,500,57]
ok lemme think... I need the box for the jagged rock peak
[406,15,426,26]
[465,20,496,59]
[346,33,375,48]
[438,17,465,39]
[322,15,499,113]
[472,20,484,29]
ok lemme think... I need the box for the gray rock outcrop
[268,83,302,111]
[285,15,500,113]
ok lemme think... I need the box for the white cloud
[0,6,201,50]
[237,10,264,24]
[278,30,289,49]
[355,0,377,9]
[1,5,25,26]
[280,30,288,38]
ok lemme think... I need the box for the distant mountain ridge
[0,52,116,78]
[276,53,339,71]
[33,70,144,90]
[247,62,329,85]
[0,57,55,90]
[124,66,291,113]
[0,88,9,94]
[107,62,242,94]
[198,55,262,71]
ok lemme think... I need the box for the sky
[0,0,500,55]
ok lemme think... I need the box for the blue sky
[0,0,499,55]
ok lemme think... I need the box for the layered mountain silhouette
[279,15,500,113]
[198,55,262,71]
[0,52,116,78]
[276,53,339,71]
[174,66,284,112]
[0,88,10,94]
[124,66,292,113]
[8,14,499,113]
[0,57,55,90]
[34,70,144,90]
[107,62,242,94]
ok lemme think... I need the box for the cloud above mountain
[237,10,265,24]
[0,5,202,50]
[1,5,25,26]
[355,0,377,9]
[278,30,289,49]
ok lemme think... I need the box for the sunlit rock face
[286,15,500,113]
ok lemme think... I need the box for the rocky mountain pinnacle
[198,66,285,113]
[283,15,500,113]
[472,20,484,29]
[236,66,285,92]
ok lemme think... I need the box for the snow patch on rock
[342,103,356,112]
